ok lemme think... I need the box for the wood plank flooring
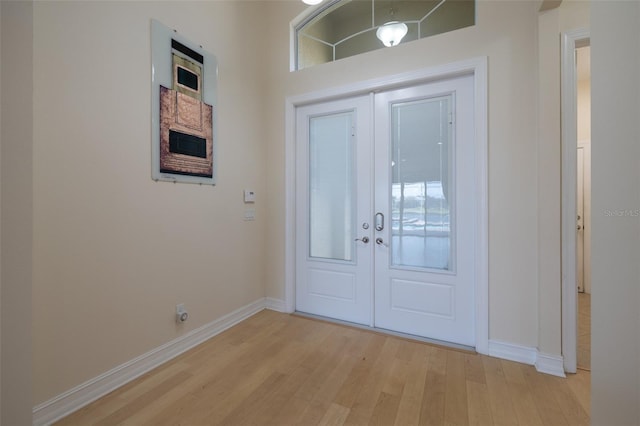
[56,310,590,426]
[577,293,591,370]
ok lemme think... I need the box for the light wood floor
[56,310,590,426]
[577,292,591,370]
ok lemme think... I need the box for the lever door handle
[375,237,388,247]
[355,237,369,243]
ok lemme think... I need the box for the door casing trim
[284,57,489,354]
[561,28,590,374]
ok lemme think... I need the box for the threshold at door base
[292,311,476,354]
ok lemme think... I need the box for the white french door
[374,76,475,346]
[296,75,476,346]
[295,96,373,325]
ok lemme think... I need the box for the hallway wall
[1,2,34,424]
[591,1,640,423]
[31,1,270,405]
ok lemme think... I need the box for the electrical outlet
[244,209,256,221]
[176,303,188,323]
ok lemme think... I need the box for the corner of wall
[1,1,34,424]
[536,3,562,359]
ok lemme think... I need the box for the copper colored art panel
[152,20,217,184]
[160,86,213,177]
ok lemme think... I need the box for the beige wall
[32,1,269,404]
[536,0,589,358]
[591,1,640,424]
[577,47,591,142]
[536,5,562,358]
[1,1,34,424]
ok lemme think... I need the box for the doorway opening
[576,44,591,371]
[561,29,590,374]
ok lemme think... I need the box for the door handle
[375,213,384,231]
[355,237,369,243]
[375,237,388,247]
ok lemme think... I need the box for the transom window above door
[294,0,475,70]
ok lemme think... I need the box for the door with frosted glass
[295,96,373,325]
[373,75,475,346]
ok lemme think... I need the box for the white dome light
[302,0,323,5]
[376,21,408,47]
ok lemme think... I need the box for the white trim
[287,58,484,107]
[284,58,489,354]
[536,352,567,378]
[489,340,538,365]
[285,98,297,314]
[32,298,267,426]
[473,58,489,355]
[488,340,566,378]
[265,297,287,312]
[561,28,590,375]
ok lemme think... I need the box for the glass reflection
[391,96,452,270]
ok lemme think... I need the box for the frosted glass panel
[391,96,453,270]
[309,112,354,261]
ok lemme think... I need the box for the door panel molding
[285,58,489,353]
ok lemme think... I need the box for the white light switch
[244,190,256,203]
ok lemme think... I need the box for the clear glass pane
[421,0,475,38]
[374,0,442,26]
[391,96,453,270]
[298,35,334,70]
[309,112,354,261]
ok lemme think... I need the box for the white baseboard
[32,298,268,426]
[488,340,566,377]
[265,297,286,312]
[535,352,566,377]
[488,340,538,365]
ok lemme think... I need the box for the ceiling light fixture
[376,21,408,47]
[302,0,323,5]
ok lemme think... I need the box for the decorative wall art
[151,20,218,184]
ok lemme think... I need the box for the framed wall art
[151,20,218,185]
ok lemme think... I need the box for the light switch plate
[244,190,256,203]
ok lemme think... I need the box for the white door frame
[284,58,489,354]
[561,29,590,373]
